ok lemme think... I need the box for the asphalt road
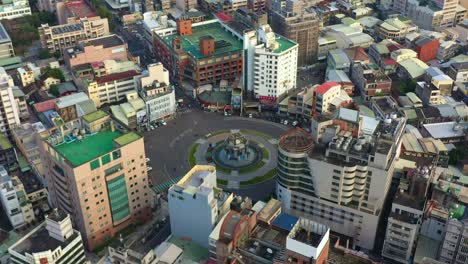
[142,108,287,200]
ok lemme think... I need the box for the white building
[142,12,171,54]
[17,63,41,87]
[168,165,233,247]
[0,0,31,20]
[8,209,87,264]
[0,166,26,229]
[0,67,23,136]
[137,63,176,123]
[277,110,406,250]
[252,24,298,100]
[382,170,428,263]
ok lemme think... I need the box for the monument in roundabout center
[212,131,262,171]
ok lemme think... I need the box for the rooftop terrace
[54,130,123,166]
[162,22,243,59]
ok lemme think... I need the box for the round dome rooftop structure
[279,128,314,154]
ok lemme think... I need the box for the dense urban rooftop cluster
[0,0,466,263]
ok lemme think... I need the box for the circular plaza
[188,129,278,189]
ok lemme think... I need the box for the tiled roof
[315,82,340,95]
[95,70,139,84]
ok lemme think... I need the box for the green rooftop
[114,132,141,146]
[163,22,243,59]
[273,36,297,53]
[83,110,108,123]
[168,236,209,262]
[54,130,123,166]
[450,204,465,220]
[0,134,12,150]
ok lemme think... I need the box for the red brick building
[415,37,439,62]
[153,20,244,87]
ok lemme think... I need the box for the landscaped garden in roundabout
[188,129,278,189]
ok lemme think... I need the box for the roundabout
[189,129,278,189]
[142,109,287,200]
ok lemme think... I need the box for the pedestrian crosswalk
[151,176,182,193]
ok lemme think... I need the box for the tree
[49,84,60,97]
[399,79,417,94]
[38,49,51,59]
[449,146,467,165]
[45,68,65,82]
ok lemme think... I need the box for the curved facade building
[277,112,406,251]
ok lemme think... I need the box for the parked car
[162,121,167,126]
[292,121,298,127]
[147,166,153,172]
[145,158,150,162]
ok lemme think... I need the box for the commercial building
[169,165,234,247]
[269,0,320,66]
[8,209,87,264]
[0,23,14,60]
[0,0,31,20]
[209,198,331,264]
[109,92,145,129]
[75,60,141,108]
[154,20,243,87]
[251,24,298,100]
[376,17,418,42]
[39,110,152,250]
[137,63,176,123]
[39,17,110,53]
[64,34,129,68]
[278,110,406,250]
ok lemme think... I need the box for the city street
[143,108,287,200]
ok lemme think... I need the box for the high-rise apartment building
[39,17,110,53]
[39,110,152,250]
[269,0,320,66]
[439,218,468,264]
[251,24,298,100]
[0,67,26,137]
[0,166,34,229]
[277,109,406,250]
[8,209,87,264]
[169,165,234,247]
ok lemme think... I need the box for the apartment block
[16,63,41,87]
[351,62,392,100]
[382,168,429,263]
[252,24,298,101]
[39,110,152,250]
[8,209,87,264]
[0,67,24,137]
[0,166,34,229]
[269,0,320,66]
[64,34,129,68]
[0,0,31,20]
[312,82,352,115]
[439,219,468,264]
[169,165,234,247]
[12,122,47,178]
[137,63,176,123]
[39,17,110,53]
[278,109,406,250]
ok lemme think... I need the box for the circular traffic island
[189,129,278,189]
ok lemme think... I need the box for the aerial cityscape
[0,0,466,263]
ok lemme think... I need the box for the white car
[162,121,167,126]
[147,166,153,171]
[283,120,288,125]
[292,121,298,127]
[145,158,150,162]
[248,113,253,118]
